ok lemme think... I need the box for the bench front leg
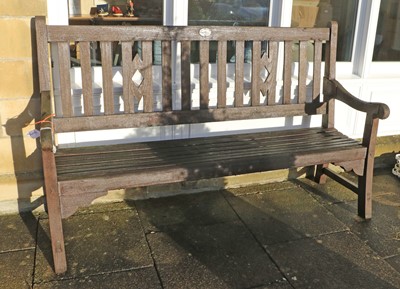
[358,115,379,219]
[42,149,67,274]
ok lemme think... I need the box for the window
[189,0,270,26]
[373,0,400,61]
[188,1,271,63]
[291,0,358,62]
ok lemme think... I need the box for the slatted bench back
[35,17,337,134]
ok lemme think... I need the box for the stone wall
[0,1,47,214]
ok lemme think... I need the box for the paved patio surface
[1,169,399,289]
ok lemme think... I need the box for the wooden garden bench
[35,16,390,274]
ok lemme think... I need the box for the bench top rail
[35,16,336,133]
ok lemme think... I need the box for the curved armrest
[40,90,55,152]
[323,78,390,120]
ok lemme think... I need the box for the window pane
[291,0,358,61]
[373,0,400,61]
[189,0,270,26]
[188,1,270,63]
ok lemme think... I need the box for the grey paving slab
[225,181,298,196]
[301,171,400,259]
[325,200,400,259]
[295,177,358,205]
[267,231,400,289]
[0,213,38,252]
[135,191,238,232]
[34,267,161,289]
[0,250,34,289]
[373,169,400,197]
[252,281,294,289]
[147,221,284,289]
[386,255,400,273]
[34,209,153,283]
[226,187,348,245]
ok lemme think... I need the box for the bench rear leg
[42,150,67,274]
[315,164,328,184]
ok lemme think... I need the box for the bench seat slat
[55,134,360,169]
[55,128,365,181]
[55,127,358,159]
[55,140,363,177]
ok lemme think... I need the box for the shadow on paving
[133,180,400,289]
[30,170,400,289]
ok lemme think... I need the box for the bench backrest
[35,16,337,134]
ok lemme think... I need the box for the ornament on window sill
[126,0,135,17]
[112,6,123,17]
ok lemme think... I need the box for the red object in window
[112,6,123,15]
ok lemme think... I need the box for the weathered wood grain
[199,41,209,109]
[181,40,192,111]
[47,25,331,42]
[53,103,328,132]
[234,41,244,107]
[162,41,172,111]
[79,41,94,116]
[100,41,114,114]
[57,42,72,117]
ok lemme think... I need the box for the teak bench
[35,16,390,274]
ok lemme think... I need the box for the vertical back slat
[100,41,114,115]
[234,41,244,107]
[79,42,93,116]
[251,41,261,106]
[323,22,338,128]
[199,41,209,109]
[283,41,293,104]
[266,41,278,106]
[313,40,322,101]
[57,42,72,117]
[298,41,308,104]
[217,41,227,108]
[181,41,191,111]
[142,41,153,113]
[325,22,337,80]
[35,16,51,92]
[122,41,134,113]
[162,41,172,111]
